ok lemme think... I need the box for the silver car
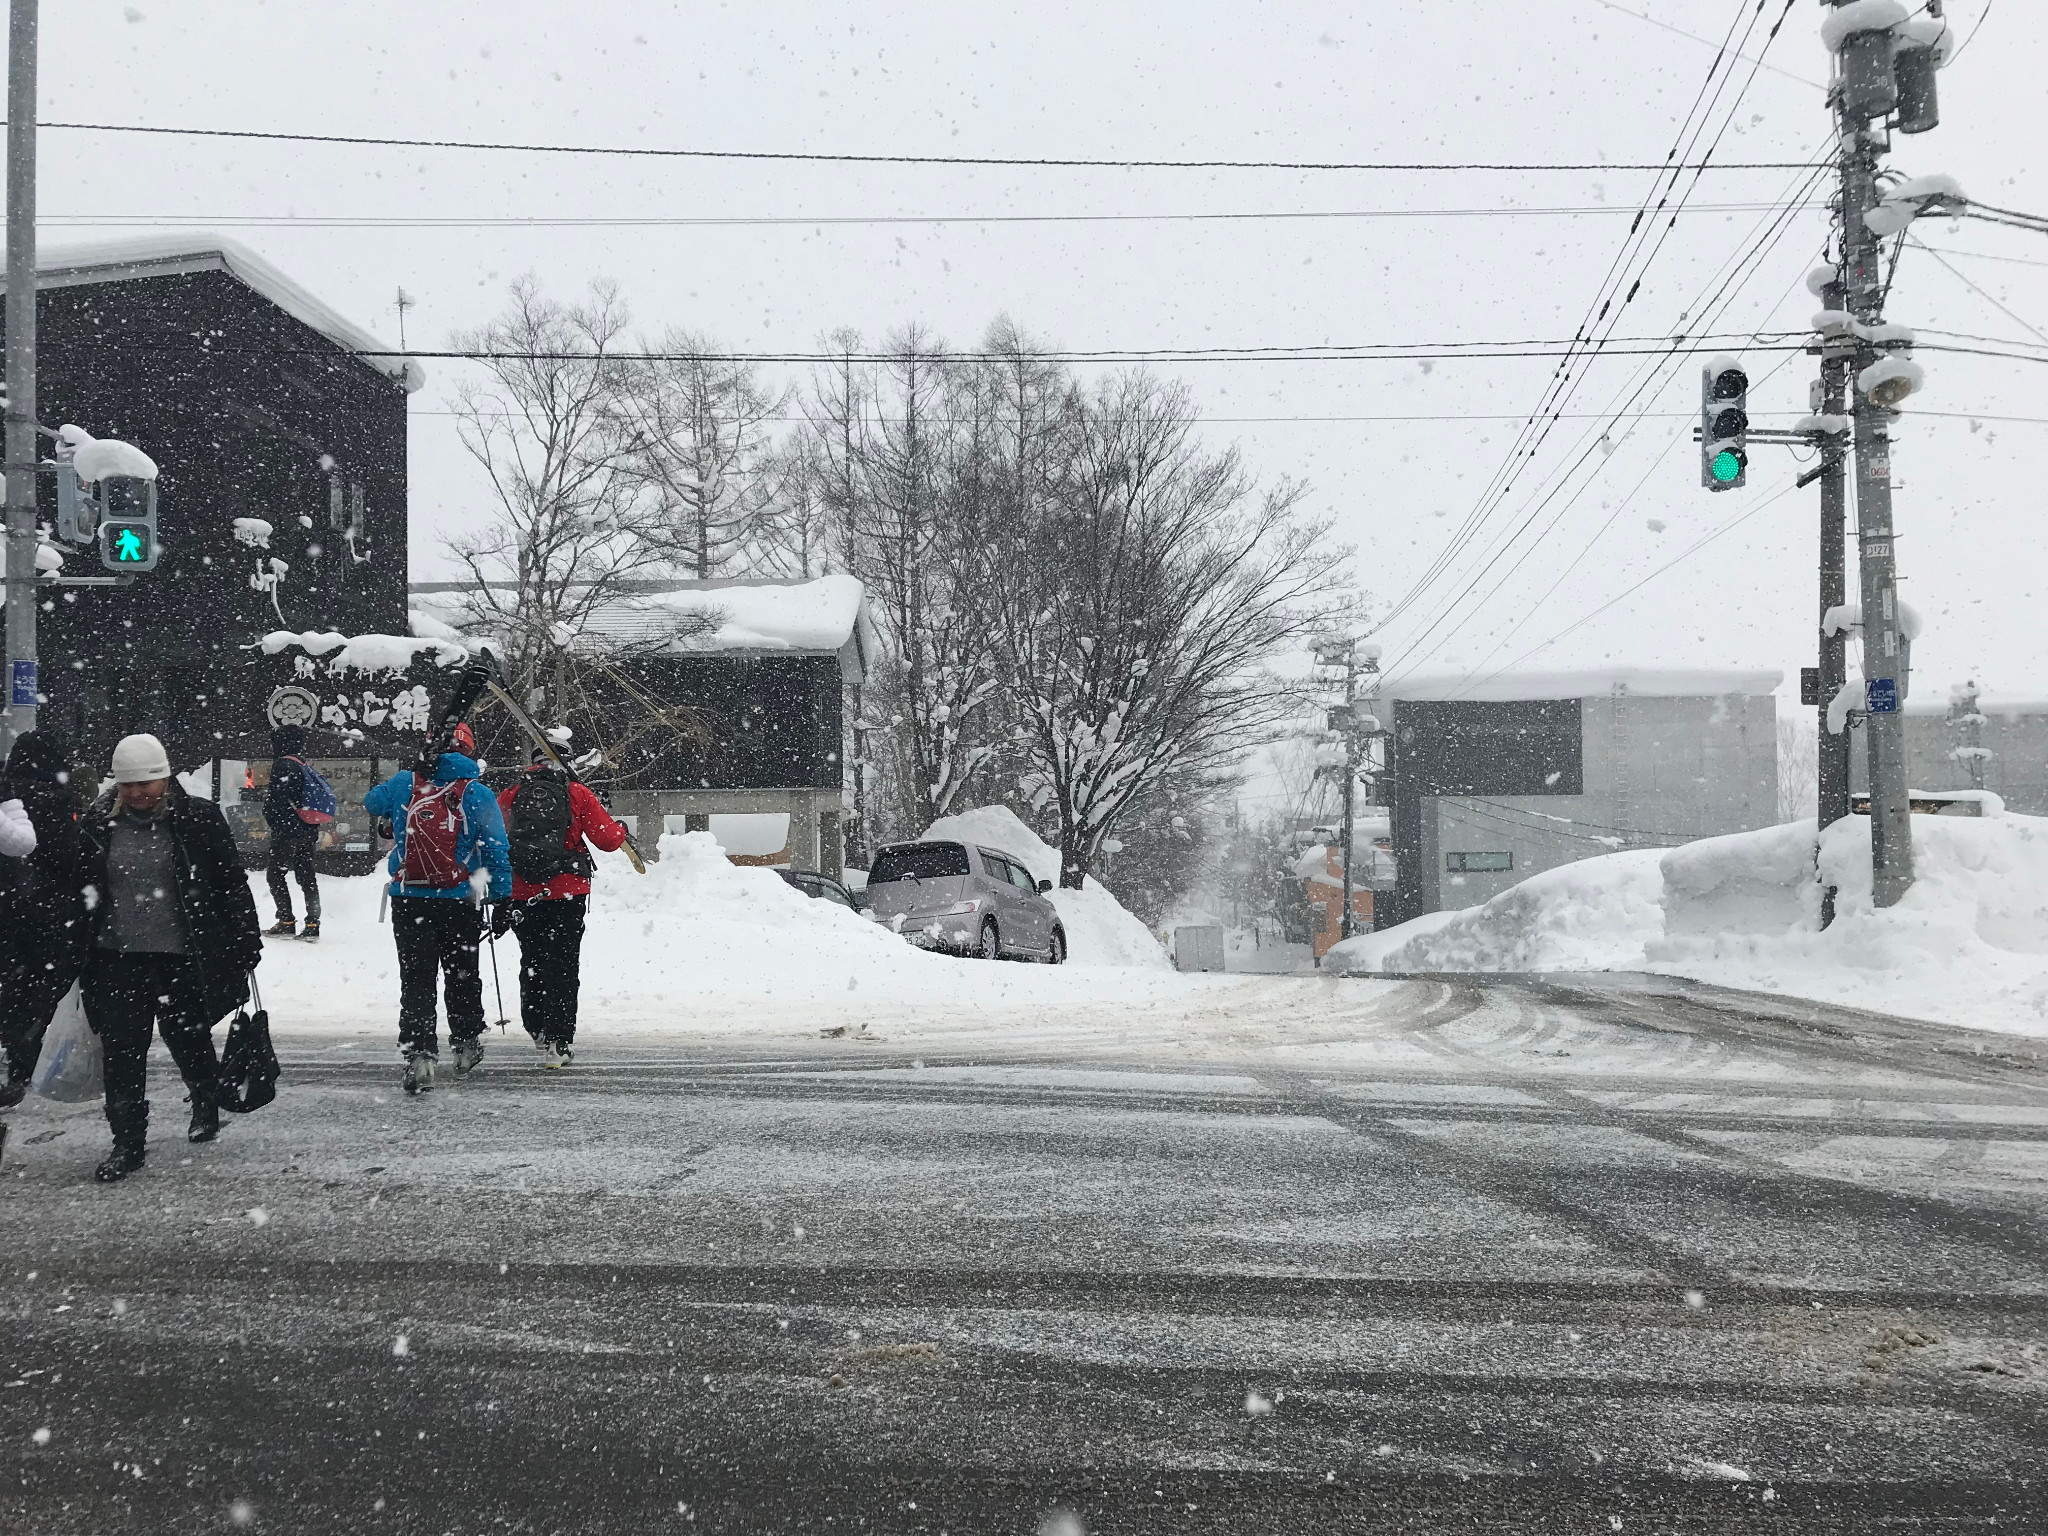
[864,840,1066,963]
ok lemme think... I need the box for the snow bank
[1329,812,2048,1038]
[920,804,1170,969]
[252,829,1194,1039]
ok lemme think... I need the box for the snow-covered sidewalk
[1329,807,2048,1039]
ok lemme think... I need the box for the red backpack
[399,776,472,889]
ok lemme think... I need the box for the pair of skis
[420,650,649,874]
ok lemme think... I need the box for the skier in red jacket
[493,742,628,1067]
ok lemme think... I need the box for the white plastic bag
[31,983,102,1103]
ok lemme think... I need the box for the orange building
[1300,845,1373,964]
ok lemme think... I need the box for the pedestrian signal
[100,519,158,572]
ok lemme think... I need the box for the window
[870,842,971,883]
[1000,858,1039,893]
[1446,851,1513,873]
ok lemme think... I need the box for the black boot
[187,1080,221,1144]
[95,1099,148,1183]
[0,1071,27,1110]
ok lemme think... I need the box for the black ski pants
[266,832,321,923]
[1,958,80,1086]
[513,895,587,1047]
[393,896,484,1056]
[83,952,220,1109]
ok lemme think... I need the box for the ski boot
[452,1037,485,1077]
[297,919,322,942]
[402,1049,437,1096]
[264,918,297,938]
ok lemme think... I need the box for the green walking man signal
[99,520,158,572]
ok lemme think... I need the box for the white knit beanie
[110,733,173,784]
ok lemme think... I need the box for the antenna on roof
[394,286,415,351]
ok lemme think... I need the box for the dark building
[1,235,415,778]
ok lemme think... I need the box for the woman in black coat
[78,733,263,1182]
[0,728,89,1106]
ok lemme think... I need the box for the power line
[9,118,1819,174]
[31,202,1832,229]
[1368,0,1792,644]
[409,406,2048,425]
[1908,235,2048,347]
[1351,0,1769,638]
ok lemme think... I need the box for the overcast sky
[31,0,2046,708]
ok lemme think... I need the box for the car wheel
[978,920,1001,961]
[1045,929,1065,966]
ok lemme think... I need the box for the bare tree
[614,332,789,578]
[815,328,1007,834]
[1777,710,1818,823]
[444,277,664,733]
[994,373,1346,887]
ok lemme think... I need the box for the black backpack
[507,773,593,883]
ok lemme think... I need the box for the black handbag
[219,974,279,1113]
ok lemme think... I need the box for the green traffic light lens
[1710,449,1742,483]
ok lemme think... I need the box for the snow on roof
[1380,669,1783,703]
[1904,690,2048,718]
[261,630,470,673]
[19,234,424,393]
[412,574,869,657]
[630,574,866,653]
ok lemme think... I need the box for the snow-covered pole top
[56,423,157,483]
[1820,0,1908,54]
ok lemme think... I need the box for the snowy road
[3,974,2045,1533]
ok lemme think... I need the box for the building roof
[1380,668,1783,703]
[409,574,874,683]
[10,233,424,393]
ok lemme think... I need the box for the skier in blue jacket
[363,723,512,1094]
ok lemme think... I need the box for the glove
[488,901,523,938]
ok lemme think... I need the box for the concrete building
[1850,684,2048,815]
[1375,670,1780,924]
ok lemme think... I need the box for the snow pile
[252,829,1199,1039]
[1329,812,2048,1037]
[920,804,1170,969]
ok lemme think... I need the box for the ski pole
[485,922,510,1033]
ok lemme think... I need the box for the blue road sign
[9,659,36,706]
[1866,677,1899,714]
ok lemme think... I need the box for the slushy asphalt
[2,973,2043,1533]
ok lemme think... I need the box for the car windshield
[870,842,971,883]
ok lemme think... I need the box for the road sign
[1866,677,1899,714]
[9,660,35,707]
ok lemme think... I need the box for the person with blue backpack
[262,725,336,941]
[363,722,512,1094]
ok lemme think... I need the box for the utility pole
[2,0,36,751]
[1339,650,1358,942]
[1813,269,1852,927]
[1829,0,1916,907]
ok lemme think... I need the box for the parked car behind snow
[863,839,1065,963]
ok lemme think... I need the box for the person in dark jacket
[262,724,322,940]
[0,728,89,1107]
[494,740,629,1068]
[79,733,263,1183]
[363,724,511,1094]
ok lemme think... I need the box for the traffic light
[96,475,160,572]
[1701,357,1748,491]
